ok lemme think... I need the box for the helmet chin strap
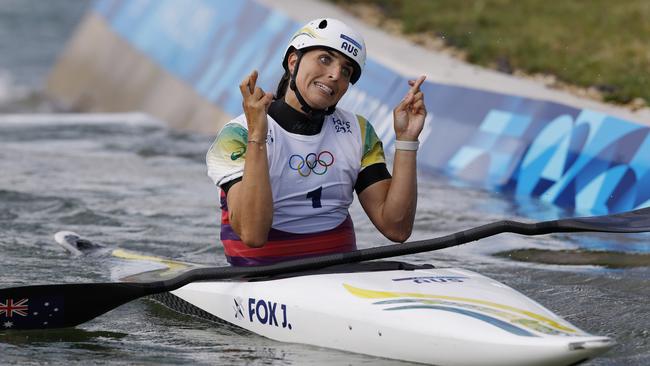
[289,50,336,120]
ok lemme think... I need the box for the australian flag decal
[1,296,65,329]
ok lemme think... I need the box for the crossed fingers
[240,70,273,107]
[399,75,426,114]
[408,75,426,94]
[240,70,264,98]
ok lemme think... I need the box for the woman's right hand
[231,70,274,248]
[240,70,274,141]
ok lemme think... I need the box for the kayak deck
[145,261,439,336]
[112,249,613,366]
[169,264,612,366]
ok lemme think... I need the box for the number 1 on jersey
[306,186,322,208]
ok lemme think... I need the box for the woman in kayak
[206,18,426,266]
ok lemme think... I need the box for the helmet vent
[318,19,328,29]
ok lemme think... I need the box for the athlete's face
[286,48,354,111]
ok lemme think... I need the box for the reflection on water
[496,249,650,269]
[0,328,128,345]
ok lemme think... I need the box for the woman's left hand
[393,75,427,141]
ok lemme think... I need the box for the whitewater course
[1,1,649,365]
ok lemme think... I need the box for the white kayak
[111,249,613,366]
[171,266,612,366]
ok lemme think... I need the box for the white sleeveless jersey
[206,107,386,234]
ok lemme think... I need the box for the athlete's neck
[284,89,306,115]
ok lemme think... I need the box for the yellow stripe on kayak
[111,248,194,272]
[343,283,576,333]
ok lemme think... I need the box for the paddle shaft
[2,206,649,330]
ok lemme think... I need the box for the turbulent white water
[0,114,649,365]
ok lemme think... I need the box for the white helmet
[282,18,366,84]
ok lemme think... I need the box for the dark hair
[274,70,291,101]
[276,47,310,101]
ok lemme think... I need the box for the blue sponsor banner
[92,0,650,215]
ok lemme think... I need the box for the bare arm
[358,76,427,242]
[226,70,274,247]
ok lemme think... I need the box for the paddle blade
[0,282,158,330]
[553,207,650,233]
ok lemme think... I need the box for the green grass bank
[330,0,649,107]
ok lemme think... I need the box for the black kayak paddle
[2,206,649,330]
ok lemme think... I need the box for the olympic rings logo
[288,151,335,177]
